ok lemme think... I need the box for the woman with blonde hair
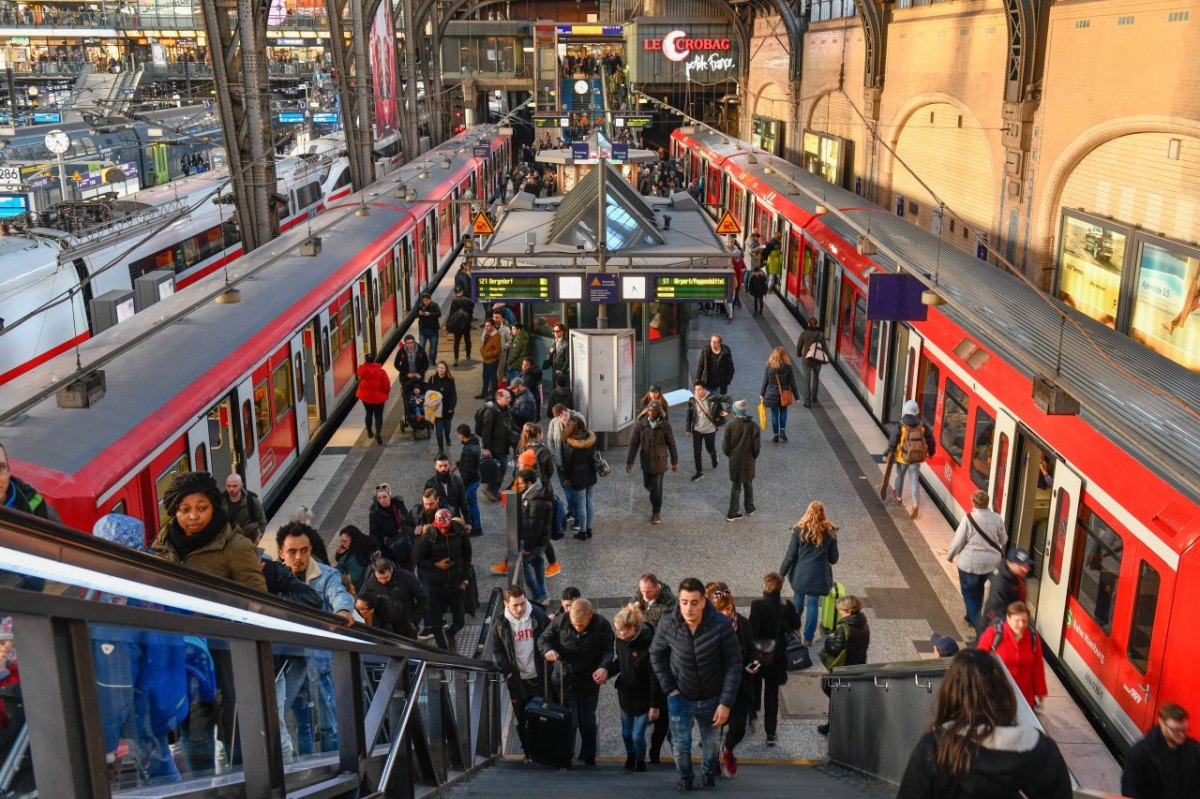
[705,582,758,772]
[758,346,799,443]
[779,500,840,645]
[611,604,660,772]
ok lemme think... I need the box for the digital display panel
[1056,210,1128,328]
[475,274,552,300]
[0,194,29,219]
[654,275,730,301]
[1130,237,1200,374]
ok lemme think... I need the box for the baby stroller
[400,379,433,440]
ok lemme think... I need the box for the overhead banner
[369,0,399,140]
[630,21,738,84]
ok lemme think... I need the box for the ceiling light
[215,287,241,304]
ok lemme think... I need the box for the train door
[1112,547,1172,732]
[785,227,802,302]
[869,322,890,420]
[358,270,379,356]
[198,394,242,483]
[990,410,1019,516]
[249,342,299,489]
[330,293,356,398]
[234,377,262,494]
[705,163,722,217]
[746,195,757,240]
[1037,464,1084,654]
[352,282,368,364]
[290,331,311,452]
[398,238,414,313]
[1005,431,1055,613]
[378,253,398,336]
[884,323,912,424]
[303,317,327,437]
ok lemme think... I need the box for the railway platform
[267,252,1122,793]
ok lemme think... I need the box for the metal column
[398,0,422,159]
[325,0,378,190]
[200,0,280,253]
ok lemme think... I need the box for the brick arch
[754,82,790,120]
[1035,116,1200,243]
[877,91,995,193]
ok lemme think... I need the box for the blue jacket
[780,525,840,597]
[302,560,355,616]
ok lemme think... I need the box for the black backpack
[474,403,491,436]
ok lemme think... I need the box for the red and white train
[672,127,1200,750]
[2,126,511,536]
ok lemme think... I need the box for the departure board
[654,275,730,301]
[474,274,552,301]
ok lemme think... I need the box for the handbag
[752,638,777,668]
[775,373,794,408]
[757,399,768,429]
[805,341,831,365]
[785,632,812,671]
[593,449,612,477]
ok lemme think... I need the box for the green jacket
[150,521,267,593]
[507,328,530,372]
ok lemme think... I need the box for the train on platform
[1,125,512,540]
[671,126,1200,751]
[0,136,358,385]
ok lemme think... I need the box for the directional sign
[654,275,731,301]
[714,210,741,236]
[471,211,496,236]
[475,274,551,301]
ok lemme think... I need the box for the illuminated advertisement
[631,22,738,84]
[1130,238,1200,374]
[1056,211,1129,328]
[369,0,399,140]
[802,129,846,187]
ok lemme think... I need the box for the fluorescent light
[559,276,583,300]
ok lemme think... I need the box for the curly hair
[796,500,838,546]
[162,471,223,517]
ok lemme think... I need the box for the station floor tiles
[267,275,1121,793]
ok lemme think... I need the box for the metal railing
[0,508,505,798]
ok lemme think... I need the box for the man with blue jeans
[946,490,1008,627]
[416,292,441,358]
[886,399,936,520]
[537,598,614,766]
[514,469,552,603]
[650,577,743,791]
[455,424,483,534]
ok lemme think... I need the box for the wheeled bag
[523,664,576,769]
[820,582,846,634]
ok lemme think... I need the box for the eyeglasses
[375,484,390,492]
[1164,722,1189,735]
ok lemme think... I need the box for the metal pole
[5,68,16,127]
[183,49,191,98]
[58,150,68,203]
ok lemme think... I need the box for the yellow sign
[71,170,84,182]
[472,211,496,236]
[715,210,741,236]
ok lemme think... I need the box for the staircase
[441,759,896,798]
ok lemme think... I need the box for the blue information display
[612,143,629,161]
[32,111,62,124]
[865,273,929,322]
[278,112,305,124]
[312,112,339,124]
[473,145,491,158]
[0,194,30,219]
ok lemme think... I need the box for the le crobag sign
[643,30,735,79]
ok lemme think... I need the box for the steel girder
[325,0,377,190]
[199,0,279,253]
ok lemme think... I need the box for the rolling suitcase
[820,582,846,634]
[523,663,575,769]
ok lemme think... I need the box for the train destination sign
[654,274,730,301]
[474,274,551,301]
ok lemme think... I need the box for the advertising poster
[1056,212,1127,327]
[1130,240,1200,374]
[369,0,399,140]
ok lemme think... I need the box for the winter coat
[626,416,678,475]
[394,345,429,378]
[746,270,769,298]
[457,434,482,484]
[695,344,735,389]
[360,569,428,638]
[561,429,598,491]
[356,361,391,405]
[518,478,554,552]
[478,402,515,456]
[631,583,677,628]
[976,621,1047,706]
[899,726,1072,799]
[425,472,469,520]
[721,416,761,483]
[612,625,664,716]
[766,247,783,277]
[780,525,840,598]
[749,591,801,686]
[3,475,61,521]
[511,388,537,426]
[728,612,757,710]
[685,393,728,434]
[537,611,615,696]
[1121,724,1200,799]
[507,328,530,372]
[453,269,472,298]
[416,300,442,332]
[150,521,267,592]
[979,565,1027,631]
[493,602,550,696]
[760,364,799,409]
[822,610,870,667]
[543,337,570,377]
[649,602,743,707]
[887,413,938,464]
[368,496,410,553]
[446,298,473,334]
[428,374,457,419]
[480,330,502,364]
[222,490,267,536]
[335,549,368,594]
[547,385,574,417]
[414,523,472,589]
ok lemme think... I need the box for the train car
[0,125,511,537]
[672,126,1200,751]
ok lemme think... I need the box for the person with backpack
[795,317,829,407]
[975,601,1046,707]
[779,500,840,646]
[445,288,473,366]
[476,389,516,500]
[886,399,937,519]
[946,490,1009,628]
[749,572,801,748]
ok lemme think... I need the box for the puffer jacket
[368,496,410,553]
[360,569,428,637]
[3,475,61,521]
[822,610,870,667]
[457,434,482,484]
[414,523,472,589]
[518,478,554,551]
[780,525,840,597]
[649,602,742,707]
[611,625,664,716]
[760,364,799,409]
[150,521,267,592]
[626,416,678,475]
[561,429,598,491]
[355,361,391,404]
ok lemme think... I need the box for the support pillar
[325,0,377,190]
[398,0,422,158]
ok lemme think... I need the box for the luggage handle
[543,658,565,705]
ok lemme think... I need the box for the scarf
[167,507,228,558]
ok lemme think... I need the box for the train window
[1126,561,1160,674]
[992,432,1009,512]
[154,453,191,529]
[194,442,207,472]
[294,353,304,399]
[253,380,272,442]
[852,295,868,353]
[340,307,355,350]
[295,181,322,209]
[272,360,294,423]
[334,168,352,190]
[110,499,127,516]
[329,311,341,358]
[241,399,256,456]
[919,359,940,429]
[648,303,678,339]
[1070,506,1123,634]
[970,408,996,489]
[867,319,882,367]
[939,379,969,464]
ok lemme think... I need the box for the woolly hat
[732,400,749,418]
[433,509,453,529]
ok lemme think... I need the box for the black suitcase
[523,664,575,769]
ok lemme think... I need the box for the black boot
[624,755,635,771]
[635,759,647,772]
[573,530,589,541]
[585,529,593,539]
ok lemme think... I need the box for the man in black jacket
[493,585,550,751]
[538,597,614,766]
[414,509,472,650]
[977,548,1032,634]
[515,470,553,604]
[1122,702,1200,799]
[694,334,735,394]
[446,287,474,365]
[358,557,428,638]
[650,577,742,791]
[478,390,516,500]
[425,454,470,531]
[416,292,442,358]
[455,424,483,535]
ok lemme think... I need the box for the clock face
[574,80,590,96]
[44,129,70,154]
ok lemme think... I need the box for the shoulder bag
[966,513,1005,556]
[593,449,612,477]
[805,341,831,365]
[785,632,812,671]
[695,396,725,428]
[774,372,794,408]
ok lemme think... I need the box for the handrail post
[229,639,286,796]
[332,649,366,777]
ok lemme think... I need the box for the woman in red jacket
[976,601,1047,707]
[356,354,392,445]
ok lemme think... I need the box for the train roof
[675,128,1200,512]
[0,127,508,495]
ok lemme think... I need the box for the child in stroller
[401,379,433,439]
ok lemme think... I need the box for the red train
[2,127,511,534]
[672,127,1200,750]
